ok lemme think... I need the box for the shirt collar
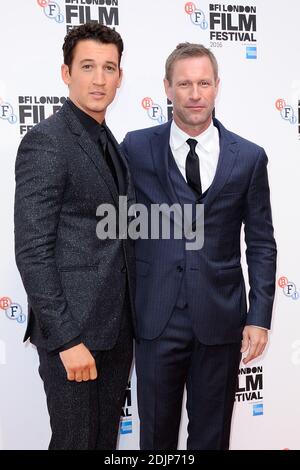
[170,119,217,153]
[67,98,106,143]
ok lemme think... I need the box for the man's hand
[240,326,268,365]
[59,343,97,382]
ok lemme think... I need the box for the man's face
[164,55,219,136]
[61,39,122,123]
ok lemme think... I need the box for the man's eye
[82,64,92,70]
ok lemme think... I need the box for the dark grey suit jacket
[14,101,136,352]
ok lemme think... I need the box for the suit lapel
[150,121,180,206]
[150,119,238,209]
[78,133,120,205]
[60,102,119,206]
[203,118,238,208]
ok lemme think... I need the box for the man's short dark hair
[63,23,124,72]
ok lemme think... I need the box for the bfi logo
[0,297,26,324]
[37,0,64,23]
[275,98,297,125]
[185,2,208,29]
[278,277,299,300]
[142,97,166,124]
[0,99,17,124]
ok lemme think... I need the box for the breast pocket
[220,180,246,196]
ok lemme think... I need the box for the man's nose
[93,67,105,86]
[190,84,201,100]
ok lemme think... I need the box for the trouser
[136,306,241,450]
[37,303,133,450]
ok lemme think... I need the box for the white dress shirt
[170,119,220,193]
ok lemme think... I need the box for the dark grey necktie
[185,138,202,198]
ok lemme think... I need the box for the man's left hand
[240,326,268,365]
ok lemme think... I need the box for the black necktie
[98,127,118,188]
[185,138,202,198]
[98,126,108,156]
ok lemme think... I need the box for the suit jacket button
[176,266,183,272]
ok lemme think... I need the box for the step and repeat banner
[0,0,299,450]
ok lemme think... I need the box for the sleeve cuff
[49,336,82,355]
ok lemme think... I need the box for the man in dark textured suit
[14,23,135,450]
[122,43,277,450]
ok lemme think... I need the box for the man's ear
[61,64,71,86]
[215,77,220,97]
[163,78,173,102]
[117,67,123,88]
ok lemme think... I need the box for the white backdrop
[0,0,299,450]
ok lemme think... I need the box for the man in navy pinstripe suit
[122,43,276,450]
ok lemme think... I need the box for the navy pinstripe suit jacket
[122,118,276,345]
